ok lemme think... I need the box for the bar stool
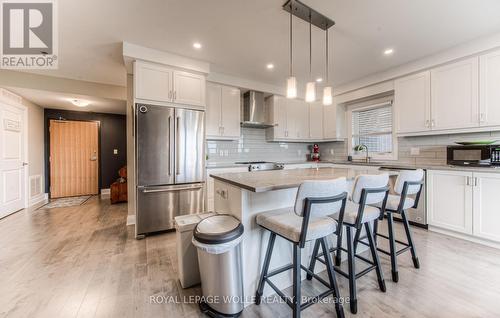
[307,174,390,314]
[370,169,424,282]
[255,178,348,318]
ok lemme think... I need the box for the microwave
[447,145,500,166]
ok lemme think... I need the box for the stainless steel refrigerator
[135,104,205,235]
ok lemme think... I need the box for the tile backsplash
[206,128,312,164]
[208,128,500,167]
[320,131,500,166]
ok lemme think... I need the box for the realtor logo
[1,0,58,69]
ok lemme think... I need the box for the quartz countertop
[210,167,397,193]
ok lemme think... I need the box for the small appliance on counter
[447,144,500,167]
[309,144,320,162]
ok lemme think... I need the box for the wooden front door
[49,120,99,198]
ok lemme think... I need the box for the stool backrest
[294,178,347,217]
[394,169,424,195]
[352,174,389,204]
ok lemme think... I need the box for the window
[348,100,397,160]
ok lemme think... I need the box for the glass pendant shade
[323,86,333,105]
[305,81,316,102]
[286,76,297,99]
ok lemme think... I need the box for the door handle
[22,162,28,166]
[168,115,172,175]
[425,120,430,128]
[466,176,470,186]
[176,116,180,175]
[474,177,478,187]
[141,184,203,193]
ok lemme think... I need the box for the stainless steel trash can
[192,214,244,317]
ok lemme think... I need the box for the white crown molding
[123,41,210,75]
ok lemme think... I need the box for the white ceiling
[7,87,126,114]
[25,0,500,89]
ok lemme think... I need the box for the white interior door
[0,101,26,218]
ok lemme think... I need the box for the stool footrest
[375,233,410,247]
[266,264,293,278]
[377,245,411,256]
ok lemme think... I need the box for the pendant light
[305,15,316,102]
[286,7,297,99]
[323,29,333,105]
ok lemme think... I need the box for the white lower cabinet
[472,172,500,242]
[427,170,473,234]
[428,170,500,243]
[206,167,248,211]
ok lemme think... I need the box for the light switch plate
[410,147,420,156]
[113,149,118,155]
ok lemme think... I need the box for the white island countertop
[210,167,395,192]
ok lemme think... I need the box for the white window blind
[352,103,393,154]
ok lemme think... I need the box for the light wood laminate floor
[1,196,500,318]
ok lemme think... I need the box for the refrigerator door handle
[140,184,204,193]
[176,116,180,175]
[168,115,172,175]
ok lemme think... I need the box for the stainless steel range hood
[241,91,273,128]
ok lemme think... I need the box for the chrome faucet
[354,144,371,163]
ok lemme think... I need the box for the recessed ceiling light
[266,63,274,70]
[71,99,90,107]
[193,42,202,49]
[316,78,323,83]
[384,48,394,55]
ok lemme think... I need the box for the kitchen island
[210,167,393,306]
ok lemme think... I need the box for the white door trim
[0,89,29,212]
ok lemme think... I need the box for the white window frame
[347,100,398,161]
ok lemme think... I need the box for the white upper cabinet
[205,83,240,140]
[289,99,309,140]
[395,71,431,134]
[134,61,206,107]
[431,57,479,130]
[206,82,222,137]
[135,62,173,102]
[220,85,241,139]
[267,95,342,141]
[173,71,206,107]
[479,49,500,127]
[309,102,324,140]
[266,95,288,139]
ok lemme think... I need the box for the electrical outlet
[113,149,118,155]
[298,150,302,156]
[329,149,334,155]
[410,147,420,156]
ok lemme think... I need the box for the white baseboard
[29,193,48,209]
[429,225,500,250]
[126,214,136,226]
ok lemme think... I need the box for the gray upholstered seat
[329,174,388,226]
[370,169,423,212]
[256,207,337,242]
[372,194,414,211]
[255,178,347,243]
[331,201,381,225]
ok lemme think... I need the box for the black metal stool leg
[373,219,379,246]
[346,226,357,314]
[387,213,399,282]
[320,237,345,318]
[306,239,321,280]
[401,210,420,269]
[255,233,276,305]
[365,222,386,292]
[335,226,343,266]
[292,244,301,318]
